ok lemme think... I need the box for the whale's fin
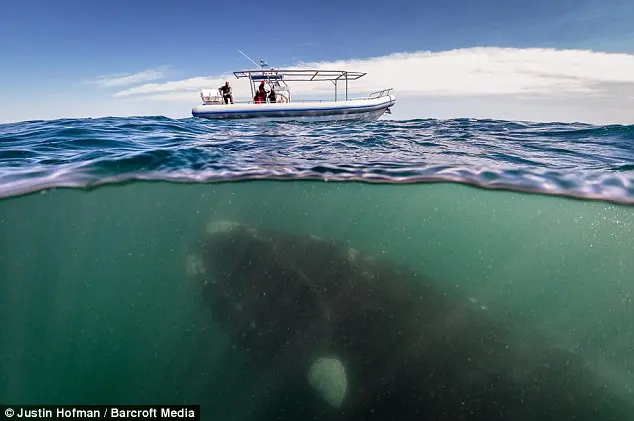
[308,356,348,409]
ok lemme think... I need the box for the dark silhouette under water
[187,220,634,421]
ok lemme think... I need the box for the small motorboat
[192,54,395,123]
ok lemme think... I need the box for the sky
[1,0,634,124]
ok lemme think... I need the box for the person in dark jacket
[218,81,233,104]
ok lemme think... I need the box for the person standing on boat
[218,81,233,104]
[268,88,276,103]
[258,81,268,101]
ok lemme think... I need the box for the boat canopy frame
[233,69,367,102]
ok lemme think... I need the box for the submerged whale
[186,220,634,421]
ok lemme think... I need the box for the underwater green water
[0,180,633,419]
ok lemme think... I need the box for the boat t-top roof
[233,69,366,82]
[231,51,367,101]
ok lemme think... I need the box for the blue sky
[2,0,634,123]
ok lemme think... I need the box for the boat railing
[201,90,394,105]
[202,99,342,105]
[368,88,394,99]
[344,88,394,101]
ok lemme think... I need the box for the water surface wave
[1,116,633,203]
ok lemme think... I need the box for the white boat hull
[191,95,395,122]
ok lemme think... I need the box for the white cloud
[86,66,170,87]
[112,76,224,97]
[112,47,634,100]
[3,47,634,124]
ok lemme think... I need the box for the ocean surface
[0,116,633,420]
[1,117,634,202]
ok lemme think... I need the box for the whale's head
[187,220,334,365]
[187,220,351,410]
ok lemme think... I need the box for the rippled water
[1,116,633,203]
[1,116,633,420]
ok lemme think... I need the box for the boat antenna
[237,49,275,88]
[237,50,265,68]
